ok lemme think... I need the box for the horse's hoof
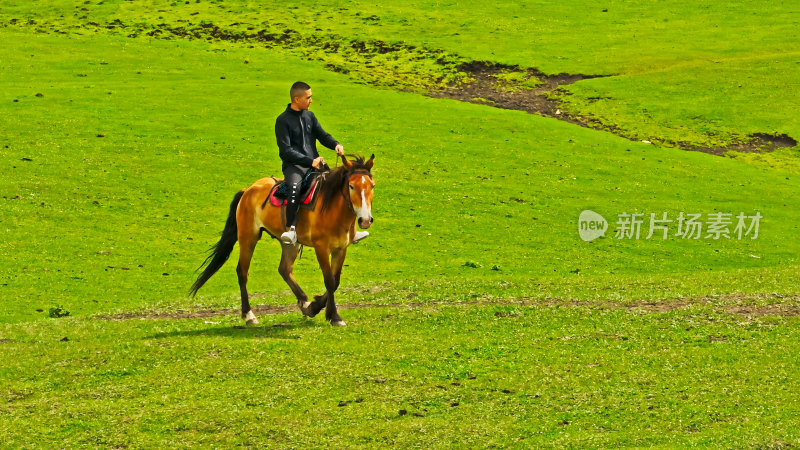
[298,301,313,317]
[314,294,328,307]
[303,296,326,317]
[244,310,259,325]
[329,319,347,327]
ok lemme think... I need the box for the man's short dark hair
[290,81,311,100]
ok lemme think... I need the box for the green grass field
[1,1,799,447]
[3,304,799,447]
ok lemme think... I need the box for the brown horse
[190,154,375,326]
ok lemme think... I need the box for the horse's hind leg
[237,232,259,325]
[278,244,315,316]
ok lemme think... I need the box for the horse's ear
[365,154,375,170]
[341,154,352,169]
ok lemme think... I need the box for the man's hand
[335,144,344,156]
[312,156,325,169]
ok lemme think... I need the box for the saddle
[266,170,322,209]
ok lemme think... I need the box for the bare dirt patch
[433,61,605,122]
[688,133,799,156]
[617,293,800,317]
[97,304,294,321]
[725,304,800,317]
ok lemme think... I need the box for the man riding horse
[275,81,369,245]
[189,81,374,326]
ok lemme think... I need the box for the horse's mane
[320,155,371,212]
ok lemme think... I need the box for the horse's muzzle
[359,217,373,229]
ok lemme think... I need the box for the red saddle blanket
[268,179,320,207]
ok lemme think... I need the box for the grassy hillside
[2,29,797,323]
[3,0,798,154]
[1,1,799,446]
[3,0,795,73]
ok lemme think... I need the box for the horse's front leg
[278,244,314,316]
[331,247,347,294]
[314,246,346,326]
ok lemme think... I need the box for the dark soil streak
[688,133,798,156]
[434,61,606,126]
[435,61,797,156]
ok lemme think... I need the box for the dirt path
[96,293,800,321]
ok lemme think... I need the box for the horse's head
[342,154,375,229]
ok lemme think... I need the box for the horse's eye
[349,185,354,190]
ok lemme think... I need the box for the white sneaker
[280,228,297,245]
[353,231,370,244]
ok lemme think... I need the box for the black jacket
[275,105,339,170]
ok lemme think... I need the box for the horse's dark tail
[189,190,244,297]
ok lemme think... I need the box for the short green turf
[2,305,799,447]
[1,1,799,446]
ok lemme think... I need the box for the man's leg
[280,165,307,245]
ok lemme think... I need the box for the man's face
[293,89,312,110]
